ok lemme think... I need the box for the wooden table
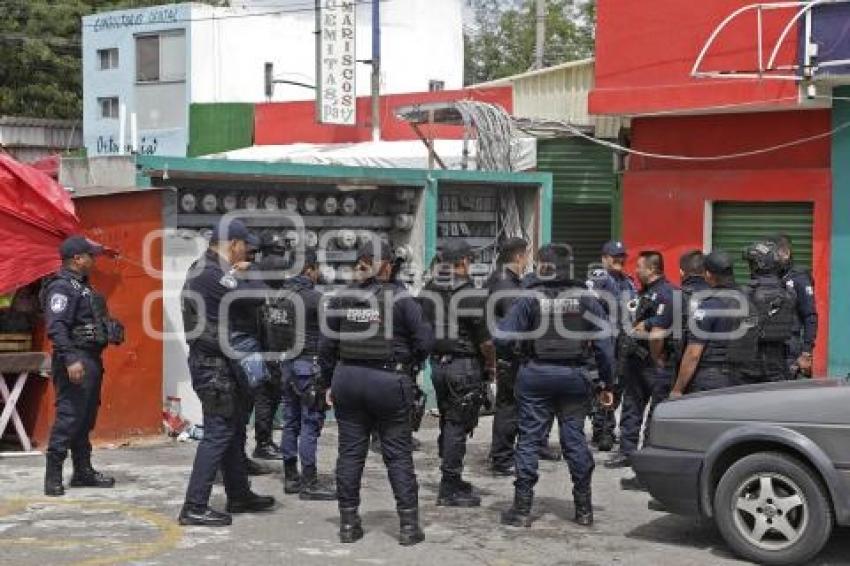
[0,352,50,455]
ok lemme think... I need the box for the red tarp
[0,154,80,295]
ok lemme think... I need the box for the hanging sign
[317,0,357,125]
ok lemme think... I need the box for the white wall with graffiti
[82,1,464,158]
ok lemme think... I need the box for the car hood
[654,378,850,425]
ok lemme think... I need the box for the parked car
[631,379,850,565]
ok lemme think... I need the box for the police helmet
[744,241,780,275]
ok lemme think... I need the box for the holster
[195,357,236,418]
[494,359,517,404]
[409,384,427,432]
[106,318,125,345]
[442,358,485,435]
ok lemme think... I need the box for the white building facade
[82,1,465,158]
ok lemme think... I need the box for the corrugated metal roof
[0,116,80,128]
[472,59,627,139]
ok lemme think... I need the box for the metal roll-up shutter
[552,204,612,279]
[537,137,617,277]
[711,202,814,282]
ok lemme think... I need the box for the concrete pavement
[1,416,849,565]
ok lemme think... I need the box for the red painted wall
[254,86,513,145]
[621,112,832,375]
[590,0,802,115]
[629,110,832,171]
[24,191,164,447]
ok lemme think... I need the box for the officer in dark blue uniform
[771,234,818,378]
[43,236,124,497]
[496,244,614,528]
[266,250,336,501]
[586,240,637,452]
[605,250,676,470]
[319,240,434,546]
[420,240,493,507]
[670,251,743,396]
[179,220,275,527]
[485,237,530,476]
[675,250,711,371]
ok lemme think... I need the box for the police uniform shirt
[587,268,637,319]
[485,266,523,321]
[688,285,741,351]
[283,274,323,355]
[44,268,101,366]
[318,278,435,378]
[640,277,676,332]
[494,278,615,387]
[782,265,818,353]
[183,249,265,329]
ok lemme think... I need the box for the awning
[202,139,537,171]
[0,154,80,294]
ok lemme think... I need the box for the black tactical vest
[261,287,298,354]
[430,282,476,356]
[532,287,589,362]
[338,284,394,361]
[727,278,796,367]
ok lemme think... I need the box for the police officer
[731,241,796,383]
[179,220,275,527]
[675,250,710,371]
[227,241,279,469]
[586,240,637,452]
[268,250,336,501]
[496,244,614,528]
[605,250,676,470]
[421,240,493,507]
[486,237,530,476]
[670,251,742,396]
[43,236,124,497]
[771,234,817,378]
[319,239,434,546]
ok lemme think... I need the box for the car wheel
[714,451,833,565]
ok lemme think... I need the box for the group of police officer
[40,221,816,546]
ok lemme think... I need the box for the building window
[98,48,119,70]
[429,80,445,92]
[98,97,119,119]
[136,30,186,83]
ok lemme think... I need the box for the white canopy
[202,138,537,171]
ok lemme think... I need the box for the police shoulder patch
[786,279,795,289]
[656,303,665,316]
[49,293,68,313]
[693,309,706,322]
[219,274,238,289]
[805,285,814,296]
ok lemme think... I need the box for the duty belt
[532,358,586,367]
[345,360,412,374]
[197,356,228,369]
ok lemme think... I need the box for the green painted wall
[187,103,254,158]
[829,87,850,378]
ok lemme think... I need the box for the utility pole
[371,0,381,142]
[534,0,545,69]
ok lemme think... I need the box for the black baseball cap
[704,250,734,275]
[356,239,393,262]
[441,240,473,262]
[602,240,627,257]
[59,235,104,259]
[210,219,260,248]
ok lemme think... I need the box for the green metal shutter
[537,137,617,277]
[552,204,612,279]
[711,202,814,282]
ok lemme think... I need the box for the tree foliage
[465,0,596,85]
[0,1,226,120]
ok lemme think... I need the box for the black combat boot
[500,490,533,527]
[338,507,364,543]
[436,475,481,507]
[397,508,425,546]
[574,489,594,526]
[283,460,301,494]
[299,465,337,501]
[70,454,115,488]
[597,431,615,452]
[44,451,65,497]
[226,491,276,513]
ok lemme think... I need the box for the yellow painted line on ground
[0,498,183,566]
